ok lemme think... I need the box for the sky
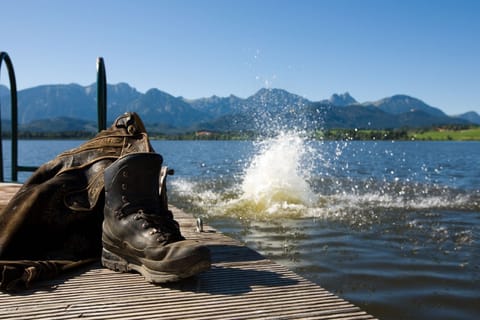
[1,0,479,115]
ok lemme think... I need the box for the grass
[408,127,480,141]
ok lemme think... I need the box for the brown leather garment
[0,112,154,290]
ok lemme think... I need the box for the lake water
[2,137,479,320]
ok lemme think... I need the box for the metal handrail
[0,52,107,182]
[0,51,19,181]
[97,57,107,131]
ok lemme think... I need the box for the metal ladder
[0,52,107,182]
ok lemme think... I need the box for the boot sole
[101,248,211,283]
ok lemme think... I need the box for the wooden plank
[0,183,377,319]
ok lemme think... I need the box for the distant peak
[254,87,288,95]
[375,94,426,107]
[389,94,420,101]
[329,92,357,106]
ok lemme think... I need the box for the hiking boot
[101,152,211,283]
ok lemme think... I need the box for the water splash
[169,137,479,225]
[169,131,319,219]
[232,131,317,217]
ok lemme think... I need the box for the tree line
[1,124,478,141]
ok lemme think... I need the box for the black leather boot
[101,152,211,283]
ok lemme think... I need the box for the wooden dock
[0,183,376,319]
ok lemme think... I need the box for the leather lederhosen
[0,112,155,290]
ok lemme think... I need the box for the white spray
[238,131,316,214]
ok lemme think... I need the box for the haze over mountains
[0,83,479,133]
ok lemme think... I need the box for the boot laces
[133,209,184,244]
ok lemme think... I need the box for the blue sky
[1,0,479,115]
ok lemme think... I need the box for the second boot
[101,152,211,283]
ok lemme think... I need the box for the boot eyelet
[121,183,127,190]
[114,210,122,219]
[122,171,128,178]
[121,195,127,202]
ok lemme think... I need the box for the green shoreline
[3,126,480,141]
[314,126,480,141]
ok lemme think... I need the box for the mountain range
[0,83,479,133]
